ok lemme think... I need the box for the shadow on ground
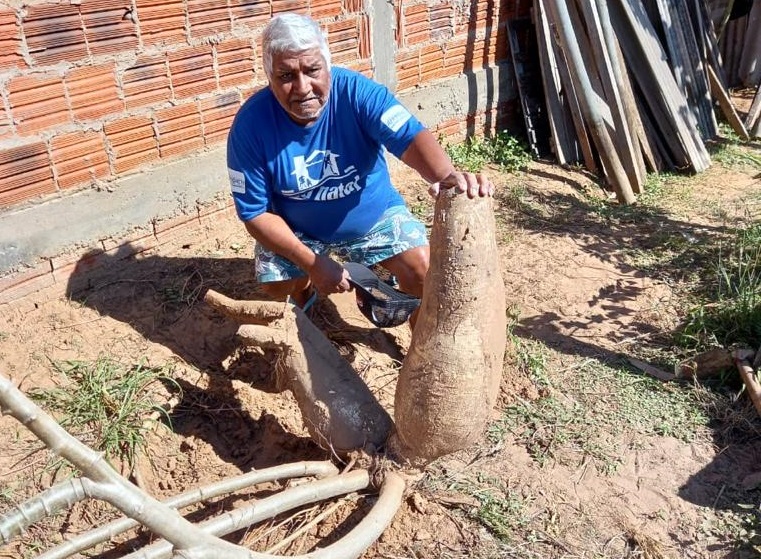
[498,165,761,557]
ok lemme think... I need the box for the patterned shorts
[254,205,428,283]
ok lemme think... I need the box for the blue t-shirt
[227,67,425,243]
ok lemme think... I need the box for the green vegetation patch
[677,223,761,350]
[491,340,710,473]
[30,357,179,467]
[444,131,532,173]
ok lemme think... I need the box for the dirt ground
[1,148,761,558]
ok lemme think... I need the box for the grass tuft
[490,341,710,472]
[677,223,761,350]
[29,357,179,468]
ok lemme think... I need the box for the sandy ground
[1,156,760,558]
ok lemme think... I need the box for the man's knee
[381,246,429,297]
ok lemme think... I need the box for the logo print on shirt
[285,150,360,201]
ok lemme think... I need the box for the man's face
[269,47,330,126]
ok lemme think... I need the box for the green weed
[456,474,529,543]
[29,357,179,468]
[491,350,710,472]
[444,131,532,173]
[677,223,761,350]
[709,124,761,170]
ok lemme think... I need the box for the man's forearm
[400,129,456,184]
[245,212,316,271]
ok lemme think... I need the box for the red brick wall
[0,0,522,213]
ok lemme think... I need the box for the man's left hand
[429,171,494,198]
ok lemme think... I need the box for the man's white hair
[262,13,332,78]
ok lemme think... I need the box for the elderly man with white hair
[227,13,493,325]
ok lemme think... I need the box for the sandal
[287,287,318,313]
[344,262,420,328]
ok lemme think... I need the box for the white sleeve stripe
[380,105,412,133]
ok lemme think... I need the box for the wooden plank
[746,83,761,135]
[693,0,731,90]
[707,64,750,140]
[738,1,761,86]
[609,0,711,172]
[579,0,643,193]
[533,1,582,165]
[546,0,636,203]
[610,7,690,170]
[668,0,718,139]
[607,22,658,173]
[507,17,553,158]
[539,0,599,173]
[652,0,716,141]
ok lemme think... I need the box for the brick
[8,73,70,136]
[156,102,204,160]
[420,44,445,82]
[349,59,372,77]
[154,211,201,246]
[104,116,159,174]
[495,26,509,62]
[66,64,124,122]
[216,38,255,90]
[122,54,171,110]
[168,45,216,100]
[327,18,358,64]
[0,141,55,208]
[394,1,403,46]
[51,130,110,190]
[50,247,108,290]
[311,0,342,19]
[470,37,498,68]
[0,264,55,305]
[454,4,473,33]
[444,38,468,72]
[395,50,419,90]
[271,0,308,16]
[81,0,138,57]
[0,106,13,139]
[342,0,363,13]
[188,0,231,40]
[101,231,157,255]
[434,117,463,139]
[23,4,88,66]
[200,92,240,146]
[357,14,371,59]
[430,3,453,41]
[0,8,24,70]
[134,0,186,46]
[404,4,430,46]
[420,44,444,70]
[198,197,234,227]
[240,84,265,101]
[230,0,270,27]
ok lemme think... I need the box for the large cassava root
[391,189,507,464]
[203,291,393,453]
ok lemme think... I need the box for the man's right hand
[307,254,351,294]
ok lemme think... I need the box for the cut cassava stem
[203,290,393,453]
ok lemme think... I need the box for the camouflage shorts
[254,205,428,283]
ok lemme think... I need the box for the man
[227,13,493,319]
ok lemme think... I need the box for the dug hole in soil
[1,157,760,558]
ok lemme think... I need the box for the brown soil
[1,153,761,558]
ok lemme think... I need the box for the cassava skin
[392,188,507,464]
